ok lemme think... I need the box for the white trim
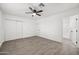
[0,41,4,47]
[38,34,62,43]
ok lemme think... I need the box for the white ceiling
[0,3,79,19]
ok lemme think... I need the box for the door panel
[16,21,23,39]
[63,17,70,39]
[22,22,28,38]
[70,16,77,45]
[70,29,76,45]
[4,20,17,41]
[76,17,79,47]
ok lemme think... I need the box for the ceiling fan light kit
[32,13,36,17]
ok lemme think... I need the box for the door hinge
[76,18,78,21]
[76,30,78,32]
[76,41,78,44]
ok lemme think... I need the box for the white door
[70,16,77,45]
[0,14,4,43]
[16,21,23,39]
[63,17,70,39]
[22,22,28,38]
[4,20,17,41]
[76,16,79,47]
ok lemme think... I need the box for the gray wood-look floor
[0,36,79,55]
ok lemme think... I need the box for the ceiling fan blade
[36,14,41,16]
[29,7,34,12]
[25,12,33,14]
[36,10,43,13]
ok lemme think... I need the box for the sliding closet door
[16,21,23,39]
[22,22,28,38]
[4,19,35,41]
[0,11,4,44]
[4,20,17,41]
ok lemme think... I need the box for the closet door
[0,12,4,44]
[4,20,17,41]
[16,21,23,39]
[70,16,77,45]
[22,22,28,38]
[76,17,79,47]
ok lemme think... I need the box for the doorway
[63,15,79,46]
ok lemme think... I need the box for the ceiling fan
[25,7,43,17]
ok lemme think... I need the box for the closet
[4,20,21,41]
[4,19,35,41]
[0,11,4,46]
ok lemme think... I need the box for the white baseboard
[5,35,36,41]
[0,41,4,47]
[38,34,62,43]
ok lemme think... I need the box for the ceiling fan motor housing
[39,3,45,7]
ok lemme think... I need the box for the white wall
[38,15,62,42]
[0,10,4,46]
[3,14,36,41]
